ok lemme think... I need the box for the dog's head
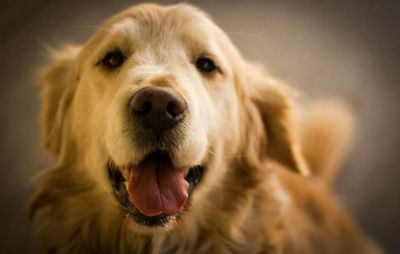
[40,4,308,232]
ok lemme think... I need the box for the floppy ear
[40,45,80,156]
[245,63,310,176]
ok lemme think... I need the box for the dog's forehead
[105,4,217,44]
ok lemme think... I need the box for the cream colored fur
[27,3,383,254]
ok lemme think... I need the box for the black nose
[130,87,187,131]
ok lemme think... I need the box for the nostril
[133,100,152,115]
[166,100,186,117]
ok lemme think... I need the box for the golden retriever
[27,3,383,254]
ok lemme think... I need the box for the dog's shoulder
[267,164,383,254]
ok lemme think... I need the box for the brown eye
[101,50,125,68]
[195,57,217,74]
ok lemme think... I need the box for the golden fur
[27,3,383,253]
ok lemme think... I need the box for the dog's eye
[100,50,125,68]
[195,57,217,74]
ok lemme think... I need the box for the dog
[27,3,383,253]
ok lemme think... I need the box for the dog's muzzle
[106,87,207,227]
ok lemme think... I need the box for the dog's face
[41,4,308,233]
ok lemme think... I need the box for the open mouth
[107,150,205,227]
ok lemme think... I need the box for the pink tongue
[128,157,189,217]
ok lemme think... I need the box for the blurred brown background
[0,0,399,253]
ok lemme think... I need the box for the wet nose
[129,87,187,131]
